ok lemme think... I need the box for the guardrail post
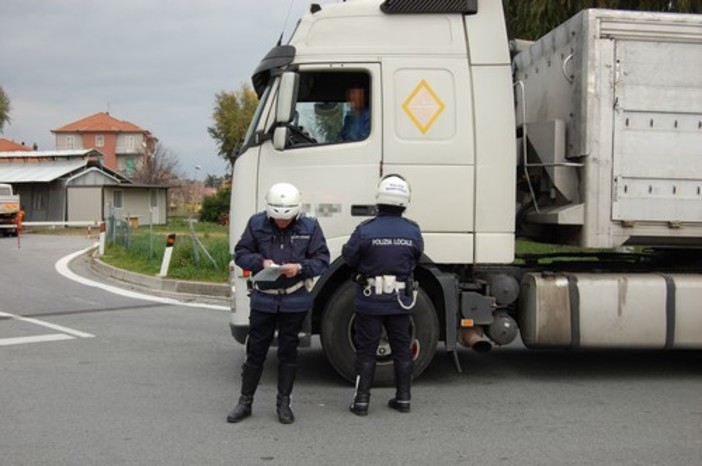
[158,233,177,277]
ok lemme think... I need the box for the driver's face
[347,87,365,112]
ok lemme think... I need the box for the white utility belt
[364,275,407,296]
[254,279,312,295]
[363,275,418,311]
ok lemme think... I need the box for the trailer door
[611,38,702,223]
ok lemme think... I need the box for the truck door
[257,64,382,255]
[380,57,480,264]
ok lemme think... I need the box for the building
[51,112,157,177]
[0,138,34,152]
[0,149,168,225]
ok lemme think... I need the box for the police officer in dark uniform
[227,182,330,424]
[342,174,424,416]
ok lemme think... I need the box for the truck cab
[229,0,516,383]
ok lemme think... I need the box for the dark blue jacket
[342,211,423,315]
[235,212,330,313]
[339,109,370,141]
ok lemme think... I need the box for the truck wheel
[320,280,439,386]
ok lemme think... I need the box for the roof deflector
[251,45,296,97]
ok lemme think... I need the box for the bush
[200,185,231,224]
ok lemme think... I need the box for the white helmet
[376,174,410,207]
[265,182,302,220]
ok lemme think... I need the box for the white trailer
[228,0,702,384]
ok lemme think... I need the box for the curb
[89,254,231,298]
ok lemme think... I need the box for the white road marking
[0,334,75,346]
[0,312,95,338]
[55,244,229,311]
[0,311,94,347]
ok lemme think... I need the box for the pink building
[52,112,157,176]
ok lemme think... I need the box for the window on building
[113,190,123,208]
[95,135,104,147]
[286,71,371,147]
[126,136,135,152]
[66,135,75,149]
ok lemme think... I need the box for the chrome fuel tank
[519,272,702,349]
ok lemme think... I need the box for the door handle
[351,205,377,217]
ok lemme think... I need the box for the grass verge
[100,218,230,283]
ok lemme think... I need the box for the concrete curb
[89,254,231,298]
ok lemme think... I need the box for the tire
[320,280,439,386]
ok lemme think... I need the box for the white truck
[228,0,702,384]
[0,183,21,236]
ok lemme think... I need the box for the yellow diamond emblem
[402,80,446,134]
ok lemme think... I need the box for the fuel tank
[519,272,702,349]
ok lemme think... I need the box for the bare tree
[131,142,181,185]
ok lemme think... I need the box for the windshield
[240,84,273,152]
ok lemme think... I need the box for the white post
[98,222,106,256]
[158,233,177,277]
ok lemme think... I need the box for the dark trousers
[354,312,411,367]
[245,309,307,367]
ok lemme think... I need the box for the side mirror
[273,126,287,151]
[275,72,299,124]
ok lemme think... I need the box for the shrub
[199,185,231,224]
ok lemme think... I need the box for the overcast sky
[0,0,337,179]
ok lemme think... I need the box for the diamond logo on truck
[402,80,446,134]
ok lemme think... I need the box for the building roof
[52,112,147,133]
[0,149,103,159]
[0,160,92,182]
[0,138,33,152]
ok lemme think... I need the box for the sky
[0,0,337,179]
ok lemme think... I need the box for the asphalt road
[1,234,701,465]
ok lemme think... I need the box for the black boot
[227,362,264,423]
[349,361,375,416]
[388,360,412,413]
[276,363,297,424]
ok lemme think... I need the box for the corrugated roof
[0,149,102,159]
[0,160,88,182]
[52,112,147,133]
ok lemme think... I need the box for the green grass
[101,219,230,283]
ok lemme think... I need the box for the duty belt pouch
[382,275,396,294]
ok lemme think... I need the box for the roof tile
[52,112,147,133]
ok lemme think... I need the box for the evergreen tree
[503,0,701,40]
[0,86,10,133]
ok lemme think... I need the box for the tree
[0,86,11,133]
[208,83,258,166]
[131,142,181,185]
[204,173,225,189]
[503,0,701,40]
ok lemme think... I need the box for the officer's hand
[262,259,276,268]
[280,263,302,278]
